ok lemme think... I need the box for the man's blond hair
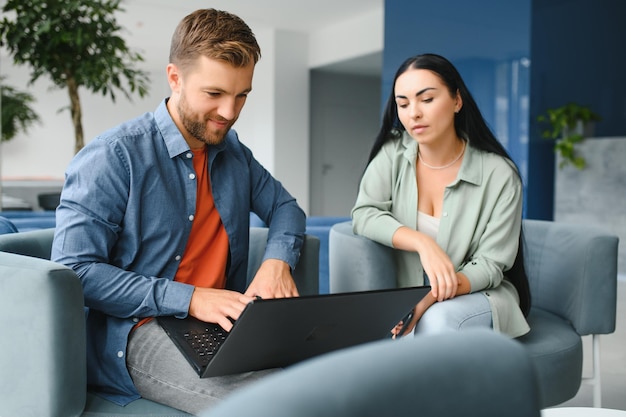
[169,9,261,71]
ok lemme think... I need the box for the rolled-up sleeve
[52,123,194,319]
[457,174,523,292]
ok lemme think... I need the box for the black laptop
[157,286,430,377]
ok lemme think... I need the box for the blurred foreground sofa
[201,328,541,417]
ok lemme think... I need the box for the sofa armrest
[0,252,86,417]
[248,228,320,296]
[522,219,619,335]
[329,221,397,293]
[0,228,55,259]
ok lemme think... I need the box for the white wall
[0,5,383,215]
[309,8,383,69]
[554,137,626,276]
[309,72,381,216]
[273,31,310,207]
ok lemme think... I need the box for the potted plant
[0,76,41,205]
[1,76,40,143]
[537,102,601,170]
[0,0,150,154]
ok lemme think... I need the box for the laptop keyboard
[183,324,228,366]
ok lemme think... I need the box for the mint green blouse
[352,132,530,338]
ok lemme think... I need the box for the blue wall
[383,0,625,220]
[528,0,626,219]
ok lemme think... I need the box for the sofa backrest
[0,227,55,259]
[0,227,320,296]
[522,219,618,335]
[0,216,18,234]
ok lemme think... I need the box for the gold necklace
[418,141,466,170]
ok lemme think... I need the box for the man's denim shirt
[51,99,306,405]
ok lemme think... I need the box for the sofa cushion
[517,308,583,406]
[81,393,191,417]
[306,216,350,294]
[0,216,18,234]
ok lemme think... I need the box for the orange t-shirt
[135,147,229,329]
[174,147,229,289]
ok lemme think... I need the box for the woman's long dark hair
[370,53,531,316]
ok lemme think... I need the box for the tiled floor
[548,277,626,411]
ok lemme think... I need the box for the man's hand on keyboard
[188,287,254,332]
[245,259,298,299]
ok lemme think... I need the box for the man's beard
[177,94,232,145]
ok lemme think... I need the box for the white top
[417,211,439,240]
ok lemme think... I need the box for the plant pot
[554,136,626,275]
[562,120,595,139]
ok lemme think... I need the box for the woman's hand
[391,292,437,338]
[416,238,459,301]
[392,226,458,301]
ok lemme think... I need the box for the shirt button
[188,215,194,221]
[175,255,181,261]
[189,173,196,180]
[117,351,124,358]
[186,152,192,159]
[443,212,448,217]
[132,317,139,323]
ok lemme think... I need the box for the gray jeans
[127,319,278,416]
[414,292,493,335]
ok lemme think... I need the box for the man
[52,9,306,414]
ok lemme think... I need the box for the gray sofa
[0,211,57,231]
[329,219,619,408]
[200,328,542,417]
[0,227,319,417]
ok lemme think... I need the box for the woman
[352,53,531,338]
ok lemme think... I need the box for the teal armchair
[329,219,619,408]
[0,227,319,417]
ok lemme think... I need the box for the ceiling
[135,0,382,32]
[125,0,383,77]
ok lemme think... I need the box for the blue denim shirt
[51,99,306,405]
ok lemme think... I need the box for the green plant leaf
[0,0,150,152]
[537,102,601,170]
[0,76,41,142]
